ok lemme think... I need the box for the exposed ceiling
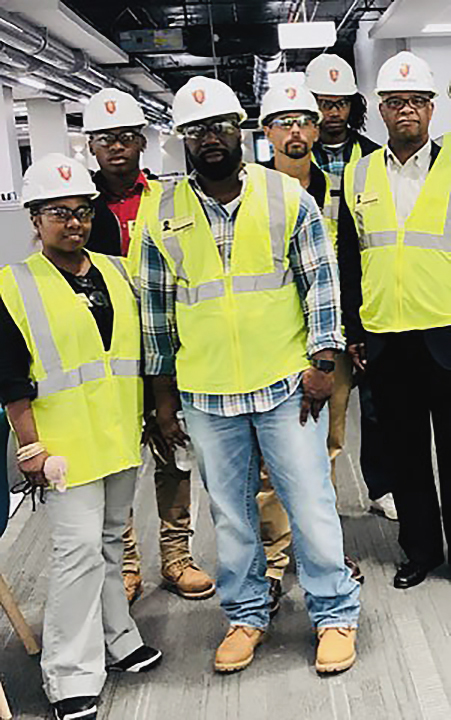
[65,0,394,122]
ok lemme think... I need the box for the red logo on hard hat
[57,165,72,182]
[330,69,340,83]
[192,89,206,104]
[285,87,297,100]
[105,100,117,114]
[399,64,410,78]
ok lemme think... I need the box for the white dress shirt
[386,139,431,224]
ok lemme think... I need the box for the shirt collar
[189,164,247,204]
[386,139,431,170]
[96,169,149,200]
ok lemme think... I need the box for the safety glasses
[179,119,240,140]
[269,114,317,130]
[38,206,95,223]
[91,130,143,147]
[316,98,351,112]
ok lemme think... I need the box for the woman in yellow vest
[0,154,161,720]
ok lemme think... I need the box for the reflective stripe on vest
[10,256,138,398]
[158,169,293,305]
[353,151,451,253]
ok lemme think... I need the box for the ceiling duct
[0,7,172,124]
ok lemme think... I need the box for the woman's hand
[18,450,50,488]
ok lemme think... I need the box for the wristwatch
[312,358,335,373]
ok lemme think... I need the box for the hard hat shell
[259,82,322,126]
[375,51,437,97]
[305,54,357,96]
[22,153,99,207]
[172,76,247,131]
[83,88,147,133]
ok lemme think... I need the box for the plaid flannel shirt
[140,166,344,417]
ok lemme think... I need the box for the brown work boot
[214,625,265,673]
[162,562,216,600]
[344,555,364,584]
[123,570,143,605]
[315,627,357,674]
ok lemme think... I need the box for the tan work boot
[315,627,357,674]
[214,625,265,673]
[162,562,216,600]
[123,570,143,605]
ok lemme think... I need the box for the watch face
[314,359,335,372]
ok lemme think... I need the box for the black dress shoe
[269,578,282,619]
[394,560,437,589]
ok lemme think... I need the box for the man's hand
[152,375,189,451]
[348,343,366,372]
[156,402,189,450]
[18,450,50,488]
[300,367,334,426]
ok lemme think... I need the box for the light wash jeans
[182,386,360,630]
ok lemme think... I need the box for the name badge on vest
[355,192,379,207]
[161,216,195,235]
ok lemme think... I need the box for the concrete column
[27,98,69,161]
[0,84,22,200]
[161,135,186,176]
[142,126,163,175]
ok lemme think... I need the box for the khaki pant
[257,354,353,580]
[122,455,193,575]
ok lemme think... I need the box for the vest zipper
[224,275,244,390]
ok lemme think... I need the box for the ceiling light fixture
[422,23,451,33]
[18,76,46,90]
[278,21,336,49]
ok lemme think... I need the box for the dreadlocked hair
[348,93,368,133]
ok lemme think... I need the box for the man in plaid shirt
[140,77,360,675]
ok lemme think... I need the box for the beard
[283,141,308,159]
[188,142,243,181]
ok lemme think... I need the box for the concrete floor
[1,391,451,720]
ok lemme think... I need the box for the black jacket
[259,157,328,211]
[337,140,451,366]
[86,170,158,256]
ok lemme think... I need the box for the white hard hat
[305,54,357,96]
[22,153,99,207]
[83,88,147,133]
[375,51,437,97]
[259,82,322,126]
[172,76,247,131]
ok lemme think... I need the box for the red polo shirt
[106,170,149,256]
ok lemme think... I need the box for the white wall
[354,23,399,144]
[354,21,451,144]
[0,205,36,267]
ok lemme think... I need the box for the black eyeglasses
[39,206,95,223]
[179,120,240,140]
[381,95,431,111]
[91,130,143,147]
[269,114,317,130]
[316,98,351,111]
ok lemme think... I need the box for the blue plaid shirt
[140,167,344,417]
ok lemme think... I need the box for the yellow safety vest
[345,146,451,333]
[127,179,162,285]
[0,251,143,488]
[140,163,310,394]
[320,171,337,251]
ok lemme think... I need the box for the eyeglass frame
[316,97,351,112]
[31,205,95,223]
[178,119,241,141]
[89,129,144,148]
[380,94,432,112]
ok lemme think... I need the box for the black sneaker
[269,578,282,619]
[52,696,97,720]
[109,644,162,673]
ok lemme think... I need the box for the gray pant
[41,468,143,703]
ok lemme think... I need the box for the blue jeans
[182,387,360,630]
